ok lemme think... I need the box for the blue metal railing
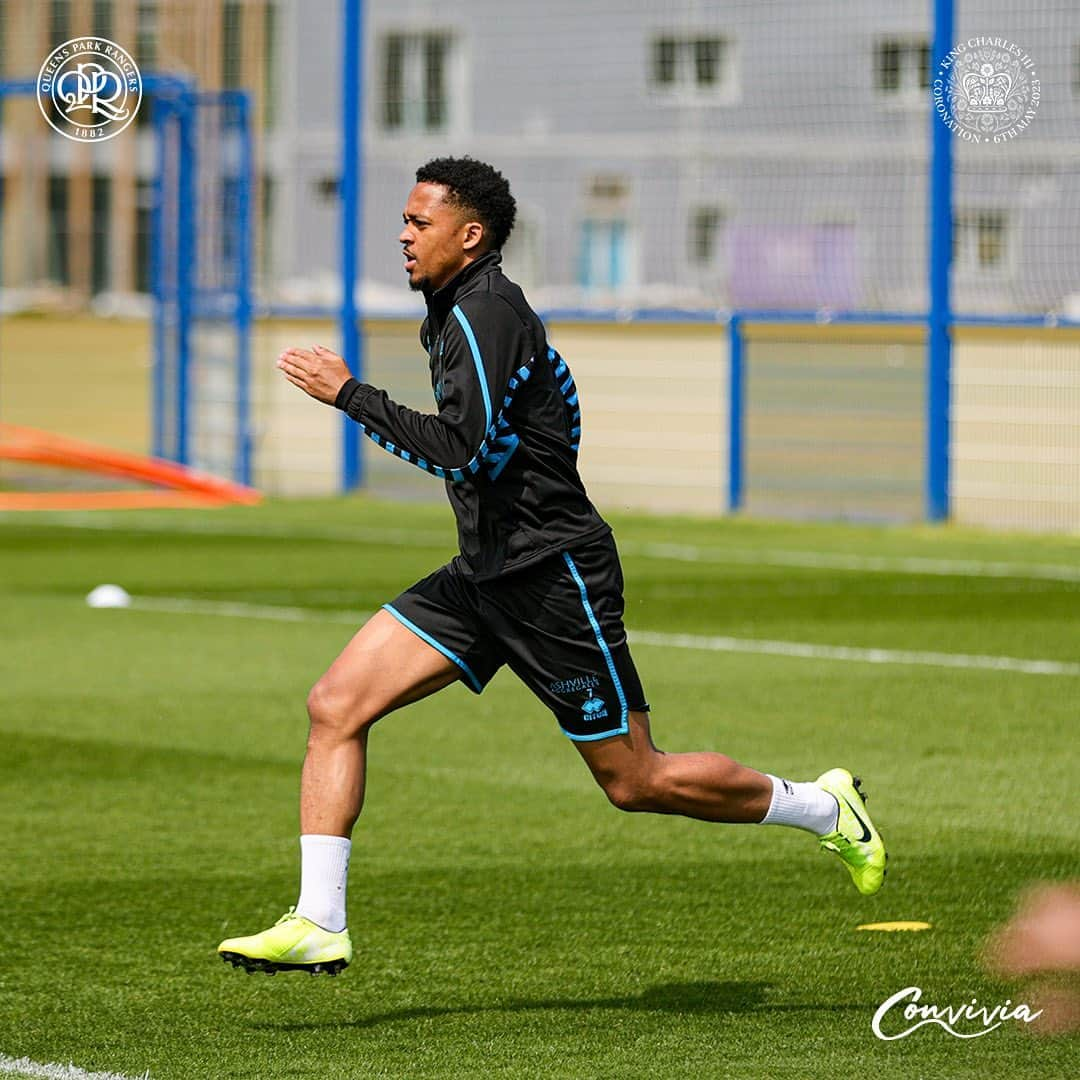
[339,0,364,490]
[927,0,955,523]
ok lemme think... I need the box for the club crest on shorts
[581,689,608,723]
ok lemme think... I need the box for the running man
[218,157,886,976]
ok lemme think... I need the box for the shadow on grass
[248,980,862,1031]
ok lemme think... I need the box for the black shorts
[384,534,649,741]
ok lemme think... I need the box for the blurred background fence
[1,1,1078,529]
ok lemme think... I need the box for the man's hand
[277,344,352,405]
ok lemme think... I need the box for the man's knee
[306,677,377,741]
[595,767,659,813]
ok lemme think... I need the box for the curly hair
[415,157,516,251]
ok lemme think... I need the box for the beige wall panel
[547,322,727,515]
[952,333,1080,533]
[251,320,339,494]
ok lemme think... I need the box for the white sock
[759,775,839,836]
[295,834,351,932]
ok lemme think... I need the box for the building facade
[3,1,1079,317]
[1,0,276,305]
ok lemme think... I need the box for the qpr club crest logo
[37,37,142,142]
[933,37,1040,144]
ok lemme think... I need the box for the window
[653,38,678,85]
[501,214,541,291]
[954,210,1008,272]
[650,34,736,99]
[259,173,275,282]
[875,38,930,98]
[689,206,726,265]
[264,1,279,129]
[47,1,72,120]
[222,176,244,267]
[92,0,112,39]
[136,1,158,67]
[579,219,632,292]
[92,176,111,295]
[580,175,633,292]
[135,179,153,293]
[135,1,157,127]
[48,174,69,285]
[222,1,243,90]
[381,32,454,132]
[50,0,71,42]
[313,176,339,203]
[694,38,724,87]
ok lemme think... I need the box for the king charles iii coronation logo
[933,37,1040,144]
[37,37,142,143]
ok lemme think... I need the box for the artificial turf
[1,498,1077,1078]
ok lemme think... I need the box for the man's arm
[278,302,527,475]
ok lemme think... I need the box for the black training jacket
[335,251,611,580]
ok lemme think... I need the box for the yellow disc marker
[856,921,932,932]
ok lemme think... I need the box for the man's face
[399,182,482,293]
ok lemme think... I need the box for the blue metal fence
[0,74,253,485]
[147,79,254,485]
[5,0,1073,520]
[927,0,956,523]
[326,0,1078,524]
[331,0,967,518]
[340,0,365,491]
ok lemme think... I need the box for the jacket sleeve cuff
[335,378,375,419]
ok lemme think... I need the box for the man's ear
[461,220,486,252]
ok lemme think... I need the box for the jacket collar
[425,250,501,319]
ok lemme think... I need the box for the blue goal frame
[149,78,255,485]
[0,74,254,486]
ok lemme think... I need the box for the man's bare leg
[219,611,461,970]
[290,608,461,929]
[574,711,775,822]
[571,710,890,894]
[300,608,460,836]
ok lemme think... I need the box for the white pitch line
[627,629,1080,678]
[131,595,370,625]
[5,513,1079,582]
[618,540,1080,583]
[115,596,1080,678]
[0,1055,149,1080]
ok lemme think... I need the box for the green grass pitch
[1,498,1078,1079]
